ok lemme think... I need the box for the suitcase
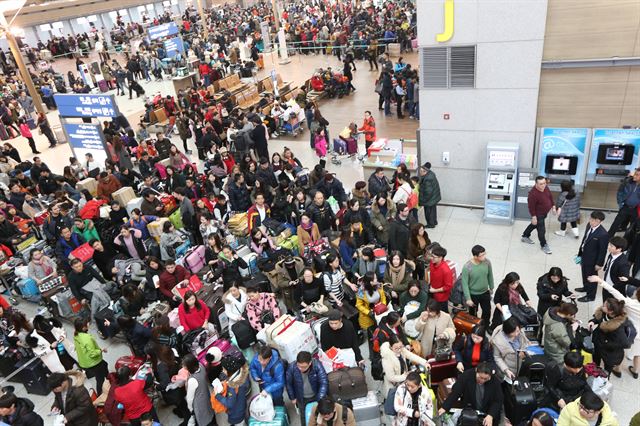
[351,391,379,422]
[240,253,259,277]
[115,355,145,372]
[196,338,242,365]
[327,367,368,402]
[184,245,206,274]
[248,405,289,426]
[16,357,50,395]
[428,354,458,385]
[112,186,136,207]
[232,320,257,349]
[453,311,482,335]
[246,272,272,293]
[346,137,358,155]
[505,378,536,424]
[305,401,318,425]
[333,138,346,154]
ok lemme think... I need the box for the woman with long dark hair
[356,272,388,335]
[536,267,573,317]
[147,342,189,423]
[491,272,534,330]
[73,318,109,394]
[178,290,212,333]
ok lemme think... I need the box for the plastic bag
[249,393,275,421]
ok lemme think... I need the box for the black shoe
[630,366,638,379]
[611,369,622,378]
[577,296,595,303]
[574,287,587,292]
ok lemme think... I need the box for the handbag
[373,303,388,315]
[508,304,539,326]
[434,338,452,362]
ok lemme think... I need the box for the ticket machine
[484,142,519,225]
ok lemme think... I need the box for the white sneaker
[554,230,566,237]
[542,244,552,254]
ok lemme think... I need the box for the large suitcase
[265,315,317,363]
[333,138,346,154]
[346,137,358,155]
[428,354,458,385]
[453,311,482,335]
[17,357,50,395]
[232,320,257,349]
[248,405,289,426]
[351,391,379,423]
[115,355,145,372]
[327,367,368,402]
[184,245,206,274]
[126,197,143,215]
[112,186,136,208]
[505,378,537,424]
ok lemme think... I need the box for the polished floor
[3,51,637,424]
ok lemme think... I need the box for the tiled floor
[4,51,638,425]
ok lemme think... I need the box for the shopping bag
[169,209,184,230]
[69,243,95,262]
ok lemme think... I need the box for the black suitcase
[246,272,272,293]
[232,319,257,349]
[17,357,50,395]
[505,378,536,424]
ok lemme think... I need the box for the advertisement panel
[538,128,589,187]
[148,22,179,40]
[53,94,119,118]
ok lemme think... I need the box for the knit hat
[206,346,223,364]
[221,354,245,376]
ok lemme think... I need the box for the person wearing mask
[0,393,44,426]
[428,246,453,312]
[355,272,388,336]
[418,162,441,229]
[575,210,608,303]
[183,354,216,426]
[158,260,191,305]
[285,351,329,422]
[461,245,495,328]
[454,325,494,372]
[490,272,534,330]
[72,318,109,396]
[521,175,556,254]
[320,310,365,366]
[392,371,436,426]
[178,291,212,333]
[543,302,580,365]
[114,366,157,424]
[250,345,286,406]
[438,362,503,426]
[537,267,574,317]
[490,316,531,382]
[380,334,430,399]
[544,351,590,411]
[388,203,416,257]
[307,396,356,426]
[589,298,628,377]
[557,390,619,426]
[415,299,456,358]
[47,371,99,426]
[213,354,251,426]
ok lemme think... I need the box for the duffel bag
[327,367,368,402]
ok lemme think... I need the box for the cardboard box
[112,186,136,207]
[77,178,98,196]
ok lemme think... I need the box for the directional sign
[54,94,119,118]
[63,122,109,168]
[164,37,185,58]
[148,22,179,40]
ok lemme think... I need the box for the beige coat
[415,312,456,357]
[380,341,429,395]
[490,324,531,380]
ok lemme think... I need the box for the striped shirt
[324,270,345,301]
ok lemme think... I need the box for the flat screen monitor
[597,144,634,165]
[544,155,578,175]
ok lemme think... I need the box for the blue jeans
[384,95,391,115]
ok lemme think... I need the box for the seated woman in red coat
[158,260,191,305]
[114,365,158,424]
[178,291,212,332]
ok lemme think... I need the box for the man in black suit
[599,236,631,302]
[438,362,503,426]
[576,210,609,302]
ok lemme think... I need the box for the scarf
[388,262,406,289]
[301,220,314,231]
[507,287,521,305]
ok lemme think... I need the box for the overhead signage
[538,128,589,187]
[164,37,185,58]
[148,22,179,40]
[63,123,109,167]
[53,94,119,118]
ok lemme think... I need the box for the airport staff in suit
[576,211,609,302]
[600,236,631,302]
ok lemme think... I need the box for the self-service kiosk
[587,129,640,183]
[484,142,519,225]
[537,128,590,192]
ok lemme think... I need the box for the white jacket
[380,341,429,396]
[224,288,248,330]
[29,330,66,373]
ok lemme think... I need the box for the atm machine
[484,142,519,225]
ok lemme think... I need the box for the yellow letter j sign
[436,0,454,42]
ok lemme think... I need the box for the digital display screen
[605,148,625,161]
[552,158,570,171]
[488,173,504,185]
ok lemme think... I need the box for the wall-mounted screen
[596,144,634,165]
[545,155,578,175]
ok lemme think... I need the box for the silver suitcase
[352,391,380,422]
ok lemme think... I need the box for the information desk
[172,72,198,93]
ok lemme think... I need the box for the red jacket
[359,117,376,142]
[114,380,152,420]
[429,260,453,302]
[247,203,270,233]
[527,186,554,217]
[178,300,211,331]
[158,266,191,299]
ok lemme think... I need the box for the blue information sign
[164,37,185,58]
[63,123,108,167]
[54,94,119,118]
[148,22,179,40]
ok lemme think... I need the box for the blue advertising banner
[538,128,589,187]
[587,128,640,180]
[164,37,185,58]
[54,94,119,118]
[148,22,179,40]
[63,123,108,167]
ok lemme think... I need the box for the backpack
[371,327,390,354]
[449,261,485,306]
[623,318,637,349]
